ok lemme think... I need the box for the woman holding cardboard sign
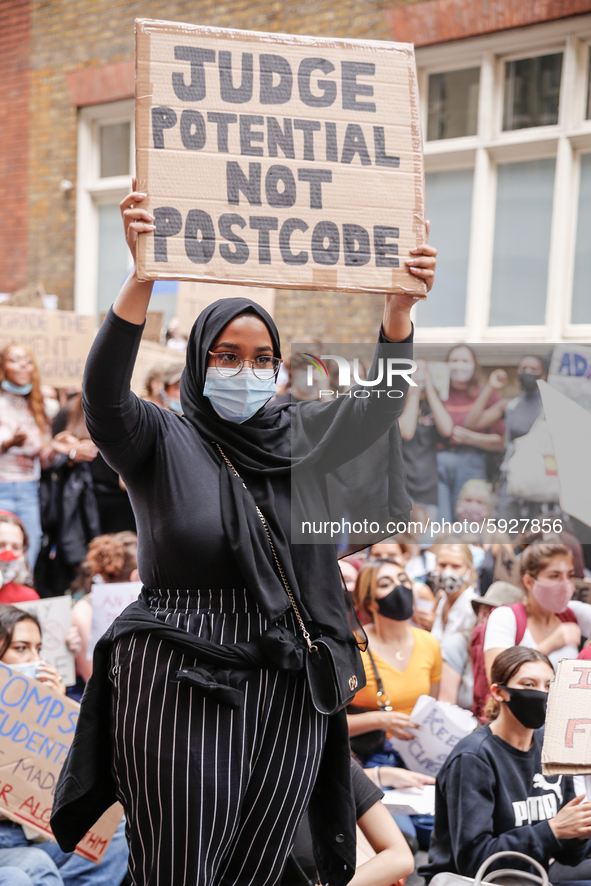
[51,183,436,886]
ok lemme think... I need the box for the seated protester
[368,539,411,564]
[349,560,441,742]
[420,646,591,882]
[282,757,414,886]
[484,543,591,680]
[340,557,362,595]
[71,532,139,684]
[0,605,129,885]
[429,543,478,645]
[470,581,524,722]
[440,580,524,711]
[349,559,441,849]
[0,511,39,603]
[454,479,494,532]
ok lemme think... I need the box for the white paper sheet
[389,695,477,777]
[87,581,143,659]
[381,784,435,815]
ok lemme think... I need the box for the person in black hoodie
[421,646,591,882]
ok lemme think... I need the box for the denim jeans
[41,819,128,886]
[0,480,42,568]
[0,865,35,886]
[436,448,487,524]
[0,819,129,886]
[0,824,61,885]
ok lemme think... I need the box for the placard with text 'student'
[0,662,122,863]
[135,18,426,296]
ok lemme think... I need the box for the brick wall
[0,0,30,294]
[24,0,418,335]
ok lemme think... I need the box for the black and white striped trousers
[109,588,328,886]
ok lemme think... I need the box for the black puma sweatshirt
[420,725,589,881]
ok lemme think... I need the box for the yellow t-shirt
[351,626,442,716]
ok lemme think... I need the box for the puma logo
[533,773,563,805]
[512,774,564,827]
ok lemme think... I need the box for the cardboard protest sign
[135,18,426,297]
[5,283,46,310]
[101,310,163,344]
[130,340,185,397]
[549,344,591,412]
[0,661,122,861]
[542,658,591,775]
[88,581,142,660]
[390,695,477,777]
[539,381,591,529]
[176,281,275,337]
[13,597,76,687]
[0,308,95,388]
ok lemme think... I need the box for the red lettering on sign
[0,782,12,807]
[565,718,591,747]
[568,667,591,689]
[18,796,52,823]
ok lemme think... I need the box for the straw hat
[471,581,523,616]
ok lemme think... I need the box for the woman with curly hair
[0,344,62,566]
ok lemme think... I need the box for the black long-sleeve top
[83,308,412,591]
[421,726,589,881]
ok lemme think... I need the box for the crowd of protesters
[0,335,589,885]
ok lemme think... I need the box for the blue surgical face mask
[168,398,183,415]
[469,544,486,571]
[2,380,32,396]
[203,367,276,423]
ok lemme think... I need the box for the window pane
[587,47,591,120]
[427,68,480,140]
[100,122,130,178]
[489,159,555,326]
[571,154,591,324]
[416,169,473,327]
[503,53,562,131]
[97,204,129,317]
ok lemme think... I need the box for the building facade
[2,0,591,344]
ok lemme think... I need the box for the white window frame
[413,15,591,344]
[74,99,135,316]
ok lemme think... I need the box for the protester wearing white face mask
[203,354,279,422]
[484,543,591,679]
[430,543,478,644]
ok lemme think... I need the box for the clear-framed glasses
[208,351,282,380]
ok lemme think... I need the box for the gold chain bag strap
[215,442,366,715]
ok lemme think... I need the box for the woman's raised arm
[83,183,169,470]
[112,182,155,325]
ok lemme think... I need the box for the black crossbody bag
[348,648,392,760]
[216,444,366,716]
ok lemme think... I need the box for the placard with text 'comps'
[135,18,426,296]
[0,662,122,862]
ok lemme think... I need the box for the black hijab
[180,296,411,641]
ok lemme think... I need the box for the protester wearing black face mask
[421,646,591,883]
[496,355,549,527]
[349,559,441,850]
[349,560,442,731]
